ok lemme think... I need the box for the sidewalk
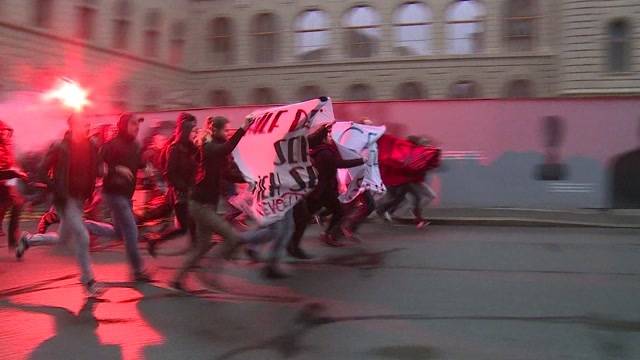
[396,208,640,228]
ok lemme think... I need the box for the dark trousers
[147,188,195,246]
[290,192,344,250]
[0,184,24,247]
[376,183,425,220]
[343,191,376,233]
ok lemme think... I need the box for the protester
[0,120,26,248]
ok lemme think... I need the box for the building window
[505,79,534,98]
[111,83,130,112]
[112,0,130,50]
[170,21,186,66]
[445,0,485,54]
[396,82,427,100]
[504,0,539,51]
[144,10,162,58]
[251,13,278,64]
[210,17,233,65]
[209,89,233,107]
[294,9,330,61]
[34,0,54,28]
[393,2,432,56]
[608,19,631,73]
[346,84,373,101]
[343,6,381,58]
[75,0,97,40]
[252,87,277,105]
[449,80,480,98]
[297,85,324,101]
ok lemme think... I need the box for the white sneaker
[383,212,393,222]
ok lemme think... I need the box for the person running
[0,120,26,248]
[146,113,198,257]
[15,115,103,296]
[169,115,253,291]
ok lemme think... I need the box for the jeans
[27,199,94,284]
[243,208,295,265]
[376,183,427,220]
[103,192,143,274]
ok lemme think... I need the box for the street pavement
[1,221,640,360]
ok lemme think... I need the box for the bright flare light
[43,78,90,112]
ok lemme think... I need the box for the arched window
[393,2,433,55]
[346,84,373,101]
[608,19,631,72]
[75,0,98,40]
[504,0,539,51]
[144,9,162,58]
[396,82,427,100]
[112,0,131,49]
[252,87,277,105]
[170,21,186,65]
[445,0,485,54]
[505,79,534,98]
[34,0,54,28]
[343,6,381,58]
[449,80,480,98]
[209,89,233,107]
[251,13,278,64]
[294,9,330,61]
[210,17,234,65]
[297,85,324,101]
[111,82,130,112]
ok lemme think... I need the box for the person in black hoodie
[287,124,366,256]
[170,115,253,291]
[100,113,151,281]
[146,113,198,257]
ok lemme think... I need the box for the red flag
[378,134,441,186]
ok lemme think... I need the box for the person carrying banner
[146,113,198,257]
[169,115,254,291]
[376,135,441,228]
[288,124,366,251]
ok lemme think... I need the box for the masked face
[127,117,140,138]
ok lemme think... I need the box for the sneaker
[134,271,153,283]
[321,233,343,247]
[383,212,393,222]
[341,225,361,243]
[416,220,430,229]
[262,264,288,280]
[15,232,30,259]
[85,279,105,298]
[287,245,313,260]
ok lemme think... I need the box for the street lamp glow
[43,78,90,112]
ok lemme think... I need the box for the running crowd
[0,110,440,297]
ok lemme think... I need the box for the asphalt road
[1,222,640,360]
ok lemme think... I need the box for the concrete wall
[85,97,640,209]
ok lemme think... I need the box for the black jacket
[308,143,364,201]
[40,133,101,205]
[101,134,143,199]
[191,129,246,205]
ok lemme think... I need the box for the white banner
[332,122,386,203]
[231,98,335,225]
